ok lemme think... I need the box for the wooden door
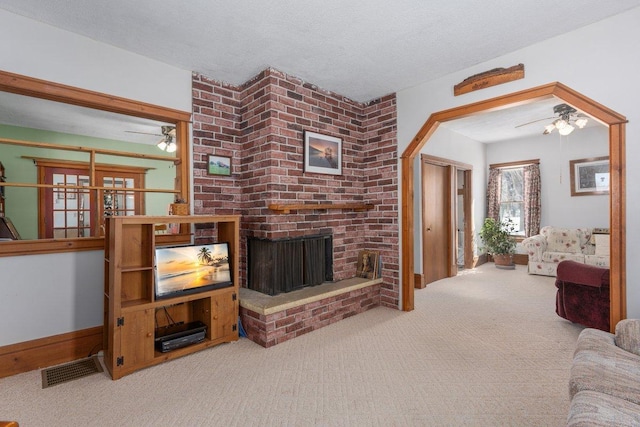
[39,166,92,239]
[422,162,451,284]
[37,161,145,238]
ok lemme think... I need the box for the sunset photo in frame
[569,156,609,196]
[304,131,342,175]
[207,154,232,176]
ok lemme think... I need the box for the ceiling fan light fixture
[558,124,575,136]
[554,118,568,130]
[156,126,177,151]
[536,104,589,136]
[161,125,175,137]
[165,141,177,153]
[543,124,556,134]
[575,116,588,128]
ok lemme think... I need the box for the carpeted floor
[0,264,584,426]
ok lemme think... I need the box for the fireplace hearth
[247,234,333,295]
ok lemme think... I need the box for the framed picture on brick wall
[356,250,379,279]
[207,154,232,176]
[304,131,342,175]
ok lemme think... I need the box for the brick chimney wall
[191,69,399,308]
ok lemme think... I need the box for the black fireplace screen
[247,235,333,295]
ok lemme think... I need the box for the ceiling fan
[515,103,589,136]
[125,125,177,152]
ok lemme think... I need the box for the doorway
[422,161,450,284]
[401,82,626,333]
[421,154,473,285]
[457,168,473,270]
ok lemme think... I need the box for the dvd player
[154,321,207,353]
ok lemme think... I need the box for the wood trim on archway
[400,82,627,333]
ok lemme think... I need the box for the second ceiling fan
[126,125,177,152]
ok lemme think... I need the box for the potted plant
[479,217,517,269]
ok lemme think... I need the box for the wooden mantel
[268,203,374,214]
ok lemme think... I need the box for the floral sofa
[522,226,609,276]
[567,320,640,426]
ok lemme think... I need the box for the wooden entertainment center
[103,215,240,380]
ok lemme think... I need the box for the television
[155,242,232,300]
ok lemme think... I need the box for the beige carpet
[0,264,584,426]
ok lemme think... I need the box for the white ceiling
[2,1,640,102]
[0,1,633,143]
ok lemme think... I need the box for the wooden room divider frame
[400,82,627,333]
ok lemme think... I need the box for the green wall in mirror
[0,124,176,240]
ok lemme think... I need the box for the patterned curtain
[523,164,541,237]
[486,167,501,221]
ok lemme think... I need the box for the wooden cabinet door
[115,308,155,378]
[210,290,238,342]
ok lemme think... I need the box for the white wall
[486,126,609,229]
[397,7,640,316]
[0,10,192,346]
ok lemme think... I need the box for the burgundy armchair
[555,260,610,331]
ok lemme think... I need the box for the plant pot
[492,254,515,270]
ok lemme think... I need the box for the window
[499,167,524,236]
[488,159,540,238]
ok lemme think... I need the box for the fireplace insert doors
[247,235,333,295]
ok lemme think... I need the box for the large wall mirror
[0,70,192,256]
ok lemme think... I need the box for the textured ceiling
[0,1,633,143]
[2,0,640,102]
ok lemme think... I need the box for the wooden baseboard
[0,326,103,378]
[475,254,488,267]
[513,253,528,265]
[414,273,426,289]
[485,253,528,266]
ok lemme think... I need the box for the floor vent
[41,355,103,389]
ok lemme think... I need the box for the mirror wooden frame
[0,70,192,256]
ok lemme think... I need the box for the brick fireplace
[190,67,399,346]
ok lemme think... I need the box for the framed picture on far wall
[569,156,609,196]
[304,131,342,175]
[207,155,232,176]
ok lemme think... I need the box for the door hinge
[117,356,124,366]
[232,293,237,301]
[117,317,124,327]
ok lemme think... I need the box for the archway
[400,82,626,332]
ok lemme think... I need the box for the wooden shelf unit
[103,214,240,380]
